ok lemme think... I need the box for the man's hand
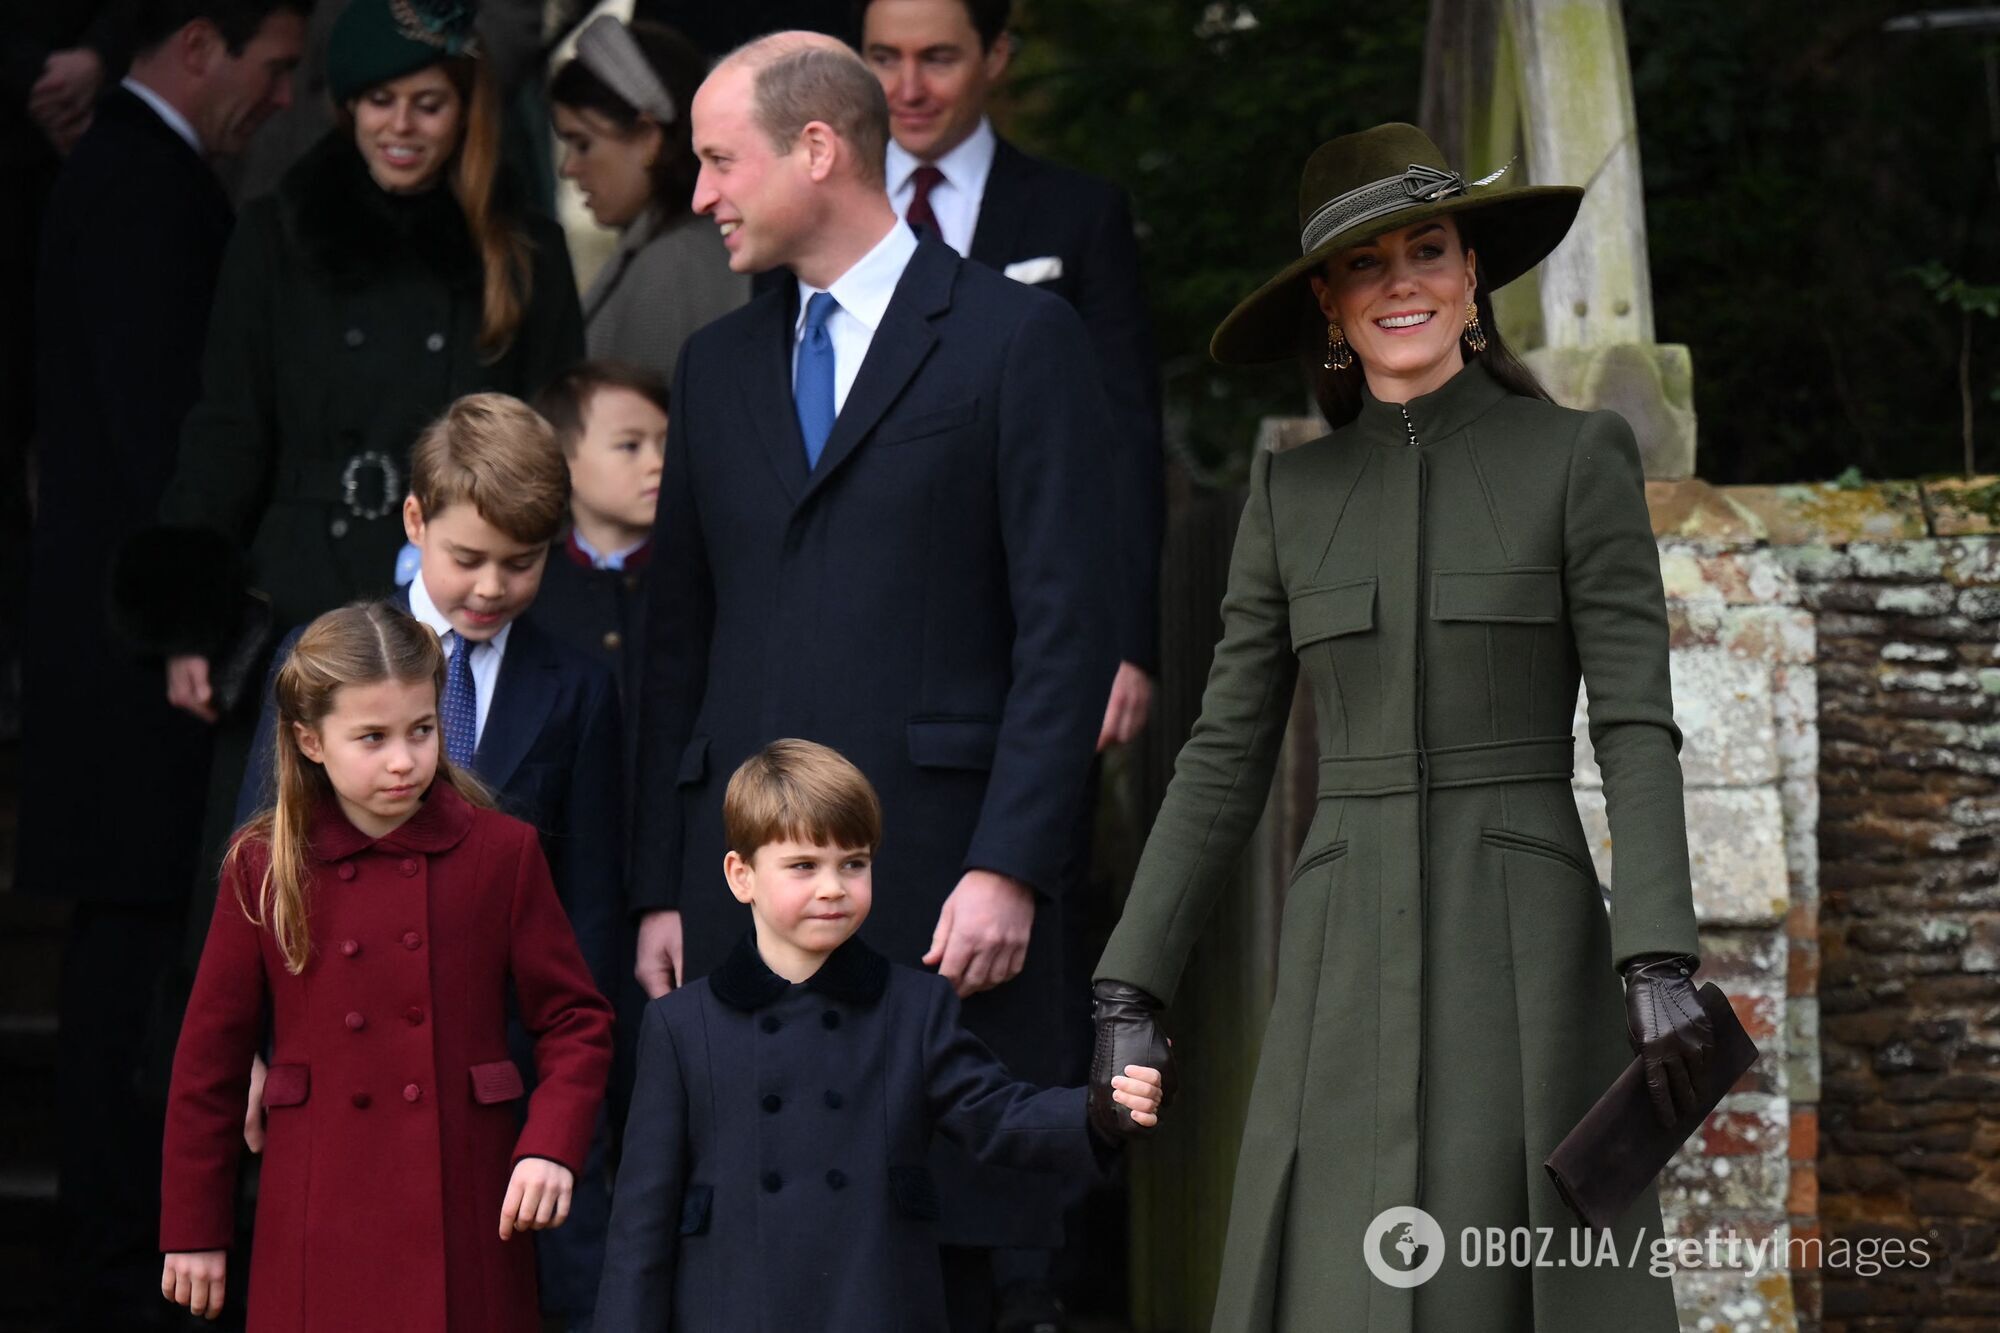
[1096,661,1154,752]
[498,1157,574,1239]
[922,869,1035,998]
[243,1054,267,1153]
[162,1251,227,1321]
[167,654,218,722]
[29,48,102,153]
[635,909,685,999]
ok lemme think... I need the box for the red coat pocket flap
[469,1060,526,1104]
[263,1063,310,1108]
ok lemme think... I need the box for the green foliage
[1909,261,2000,321]
[1004,1,1426,480]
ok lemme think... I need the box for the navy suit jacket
[629,231,1115,1245]
[237,597,625,998]
[594,935,1102,1332]
[971,138,1164,670]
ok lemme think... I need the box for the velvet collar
[306,780,475,862]
[709,930,891,1012]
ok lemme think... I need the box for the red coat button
[403,1083,422,1103]
[399,858,418,877]
[344,1012,365,1031]
[337,863,356,881]
[340,939,360,958]
[402,931,421,950]
[405,1007,424,1026]
[351,1092,371,1109]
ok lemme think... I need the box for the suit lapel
[797,237,954,506]
[473,620,559,792]
[969,138,1033,270]
[738,287,810,504]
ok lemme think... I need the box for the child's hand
[499,1157,574,1240]
[244,1053,267,1153]
[161,1250,227,1320]
[1112,1063,1165,1128]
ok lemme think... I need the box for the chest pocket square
[1003,256,1063,285]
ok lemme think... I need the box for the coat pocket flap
[1289,579,1376,650]
[889,1164,941,1220]
[262,1063,310,1108]
[676,735,710,786]
[906,717,1000,772]
[679,1183,714,1236]
[468,1060,525,1105]
[875,398,978,446]
[1432,568,1563,623]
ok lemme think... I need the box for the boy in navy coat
[237,393,623,1331]
[595,740,1165,1331]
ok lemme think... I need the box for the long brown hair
[227,602,490,974]
[440,56,533,360]
[1305,224,1553,429]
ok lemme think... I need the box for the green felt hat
[1210,122,1583,365]
[327,0,482,105]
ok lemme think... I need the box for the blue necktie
[795,291,838,469]
[441,633,477,769]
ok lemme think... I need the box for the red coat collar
[307,781,476,861]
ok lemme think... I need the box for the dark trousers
[55,899,188,1330]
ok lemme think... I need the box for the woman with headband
[551,16,747,381]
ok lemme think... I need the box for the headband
[573,15,677,126]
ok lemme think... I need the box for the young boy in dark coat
[595,740,1166,1332]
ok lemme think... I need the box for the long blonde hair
[227,602,490,974]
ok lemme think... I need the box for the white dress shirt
[792,218,920,416]
[122,76,202,156]
[572,530,649,571]
[408,572,510,747]
[885,117,997,257]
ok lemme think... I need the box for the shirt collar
[569,528,651,571]
[886,116,997,199]
[709,930,891,1012]
[408,569,513,659]
[122,77,203,157]
[793,218,919,342]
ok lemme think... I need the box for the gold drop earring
[1462,298,1488,354]
[1323,321,1353,371]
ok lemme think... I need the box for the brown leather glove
[1087,979,1176,1144]
[1622,952,1715,1127]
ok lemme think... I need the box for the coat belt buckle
[340,451,402,520]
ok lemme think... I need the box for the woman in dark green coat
[1088,125,1717,1331]
[132,0,583,711]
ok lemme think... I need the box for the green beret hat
[327,0,482,105]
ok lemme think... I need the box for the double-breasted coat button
[761,1171,783,1193]
[821,1010,841,1030]
[344,1011,366,1031]
[340,939,360,957]
[337,863,356,881]
[602,631,622,651]
[344,328,364,348]
[351,1092,371,1109]
[329,518,348,538]
[825,1169,847,1190]
[759,1015,781,1034]
[405,1007,424,1026]
[399,858,418,877]
[403,1083,422,1103]
[425,332,445,352]
[824,1090,843,1109]
[761,1094,781,1113]
[402,931,422,950]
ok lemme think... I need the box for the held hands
[1087,980,1177,1142]
[1097,661,1155,751]
[924,869,1035,998]
[162,1250,227,1321]
[635,909,686,999]
[1622,952,1716,1127]
[499,1157,575,1240]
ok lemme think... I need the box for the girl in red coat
[160,602,614,1331]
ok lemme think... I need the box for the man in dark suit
[17,2,305,1325]
[860,0,1163,751]
[629,32,1114,1333]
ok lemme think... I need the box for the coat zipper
[1400,402,1430,1210]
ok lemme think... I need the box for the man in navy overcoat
[627,32,1115,1315]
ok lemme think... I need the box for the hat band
[1297,160,1511,256]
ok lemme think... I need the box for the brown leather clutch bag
[1544,981,1761,1231]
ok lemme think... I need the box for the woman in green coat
[1087,124,1717,1331]
[129,0,583,712]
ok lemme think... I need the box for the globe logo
[1363,1206,1446,1288]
